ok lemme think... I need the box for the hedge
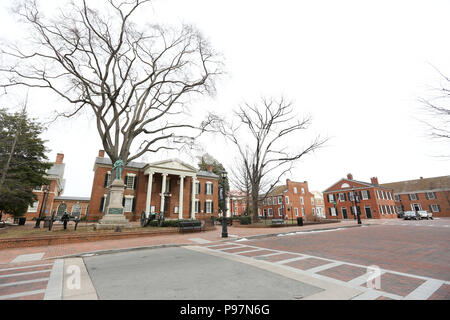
[147,219,199,227]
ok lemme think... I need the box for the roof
[197,170,219,179]
[323,178,393,193]
[380,176,450,193]
[263,185,287,197]
[95,157,147,169]
[55,196,90,202]
[46,163,65,178]
[94,157,219,178]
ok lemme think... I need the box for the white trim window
[285,196,289,204]
[33,185,42,192]
[268,208,273,217]
[126,174,136,190]
[294,187,298,194]
[195,200,201,213]
[380,205,384,214]
[426,192,436,200]
[28,201,39,212]
[295,208,299,216]
[409,193,418,201]
[124,197,134,212]
[301,188,305,194]
[195,182,201,194]
[301,208,305,217]
[278,208,282,217]
[330,207,336,216]
[349,192,355,202]
[361,190,369,200]
[311,198,315,205]
[339,193,345,202]
[376,190,380,199]
[394,194,400,201]
[151,205,156,213]
[328,194,335,203]
[278,196,283,204]
[300,197,304,205]
[205,200,213,213]
[105,171,112,187]
[430,204,441,212]
[206,182,213,195]
[71,203,82,218]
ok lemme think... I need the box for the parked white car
[403,211,418,220]
[417,210,433,220]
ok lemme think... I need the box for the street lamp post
[35,185,50,228]
[220,171,228,238]
[352,188,362,225]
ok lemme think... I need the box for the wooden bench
[178,220,203,233]
[271,219,285,226]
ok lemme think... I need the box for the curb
[42,223,371,260]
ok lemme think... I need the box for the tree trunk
[0,129,19,194]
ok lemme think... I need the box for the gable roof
[380,175,450,193]
[323,178,392,193]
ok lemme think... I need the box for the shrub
[239,216,252,225]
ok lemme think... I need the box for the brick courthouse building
[88,150,220,222]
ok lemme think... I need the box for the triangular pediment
[146,159,197,173]
[323,179,373,193]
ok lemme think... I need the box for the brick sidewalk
[0,220,365,264]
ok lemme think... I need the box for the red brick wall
[324,180,397,220]
[259,180,315,220]
[394,191,450,217]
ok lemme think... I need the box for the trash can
[297,217,303,226]
[18,217,26,226]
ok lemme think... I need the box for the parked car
[417,210,433,220]
[403,211,418,220]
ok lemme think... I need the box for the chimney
[371,177,379,185]
[98,150,105,158]
[286,179,291,187]
[207,165,213,173]
[347,173,353,180]
[55,153,64,164]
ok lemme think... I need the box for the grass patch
[0,223,176,239]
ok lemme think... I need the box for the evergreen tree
[0,108,51,217]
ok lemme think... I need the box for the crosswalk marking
[0,278,50,288]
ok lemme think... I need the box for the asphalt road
[84,246,323,300]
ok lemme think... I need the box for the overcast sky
[1,0,449,197]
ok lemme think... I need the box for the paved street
[0,218,449,300]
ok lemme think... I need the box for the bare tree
[212,97,327,221]
[228,155,252,216]
[0,0,222,177]
[419,68,450,156]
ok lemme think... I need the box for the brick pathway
[0,259,55,300]
[0,220,361,264]
[201,239,450,300]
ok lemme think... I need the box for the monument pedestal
[95,179,132,230]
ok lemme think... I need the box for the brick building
[88,150,220,222]
[258,179,315,220]
[52,196,90,220]
[380,175,450,217]
[323,174,397,220]
[311,191,326,219]
[227,190,248,217]
[24,153,66,220]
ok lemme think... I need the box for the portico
[144,159,198,219]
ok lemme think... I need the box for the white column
[191,177,197,219]
[145,172,153,217]
[179,175,184,219]
[160,173,167,214]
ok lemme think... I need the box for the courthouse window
[124,197,133,212]
[28,201,39,212]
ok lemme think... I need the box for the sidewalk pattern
[0,260,55,300]
[202,241,450,300]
